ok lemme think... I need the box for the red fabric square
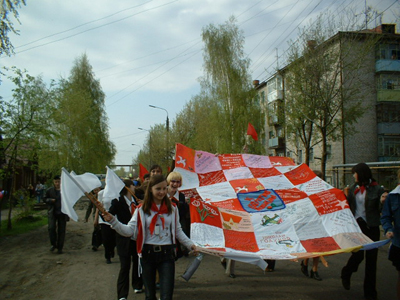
[198,170,226,186]
[218,154,246,170]
[249,167,282,178]
[301,237,340,252]
[269,156,295,166]
[175,143,196,171]
[190,200,222,228]
[276,188,308,204]
[229,178,264,194]
[309,188,349,215]
[284,164,316,186]
[224,230,259,252]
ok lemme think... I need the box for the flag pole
[61,168,106,214]
[124,186,141,205]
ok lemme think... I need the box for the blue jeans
[140,245,175,300]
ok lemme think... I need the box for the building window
[269,131,274,138]
[326,145,332,160]
[377,103,400,123]
[377,74,400,90]
[261,91,265,104]
[376,44,400,60]
[378,136,400,160]
[298,150,303,164]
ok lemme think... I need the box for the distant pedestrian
[35,181,44,203]
[44,175,69,254]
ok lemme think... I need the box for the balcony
[268,114,278,125]
[377,123,400,134]
[268,137,285,149]
[267,90,283,102]
[377,90,400,102]
[376,59,400,72]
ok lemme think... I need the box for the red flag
[247,123,258,141]
[139,163,149,181]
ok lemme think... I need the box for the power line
[7,0,179,55]
[257,0,398,81]
[15,0,155,49]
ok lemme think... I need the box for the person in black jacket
[44,175,69,254]
[341,163,385,300]
[109,179,143,300]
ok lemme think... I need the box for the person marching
[109,180,143,300]
[44,175,69,254]
[166,171,190,259]
[103,174,197,300]
[341,163,385,300]
[94,189,116,264]
[381,169,400,300]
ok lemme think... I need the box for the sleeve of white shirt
[109,209,138,239]
[174,208,194,249]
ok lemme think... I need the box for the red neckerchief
[170,196,179,206]
[149,202,168,235]
[354,181,378,195]
[130,202,135,216]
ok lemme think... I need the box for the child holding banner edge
[381,169,400,300]
[103,174,197,300]
[341,163,385,300]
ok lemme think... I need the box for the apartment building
[255,24,400,186]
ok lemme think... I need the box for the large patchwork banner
[174,144,385,267]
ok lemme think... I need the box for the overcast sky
[1,0,398,170]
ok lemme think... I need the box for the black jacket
[346,182,384,227]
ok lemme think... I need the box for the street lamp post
[149,105,170,164]
[138,128,152,166]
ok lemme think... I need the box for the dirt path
[0,207,397,300]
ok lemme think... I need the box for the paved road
[1,206,397,300]
[178,241,396,300]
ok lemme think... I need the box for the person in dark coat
[341,163,385,300]
[44,175,69,254]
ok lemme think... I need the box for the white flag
[103,166,125,200]
[60,169,101,221]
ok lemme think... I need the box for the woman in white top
[103,174,197,300]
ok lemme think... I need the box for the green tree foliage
[194,17,263,154]
[0,67,53,228]
[0,0,26,57]
[44,53,116,174]
[134,124,170,173]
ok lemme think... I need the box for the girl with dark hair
[341,163,385,300]
[104,174,196,300]
[109,179,143,300]
[150,164,162,177]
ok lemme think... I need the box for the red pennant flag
[247,123,258,141]
[139,163,149,181]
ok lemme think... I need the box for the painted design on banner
[238,189,285,213]
[261,213,283,226]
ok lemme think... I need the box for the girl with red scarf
[104,174,196,300]
[341,163,385,300]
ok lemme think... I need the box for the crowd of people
[40,162,399,300]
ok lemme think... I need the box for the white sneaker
[134,289,143,294]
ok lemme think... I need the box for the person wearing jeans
[103,174,197,300]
